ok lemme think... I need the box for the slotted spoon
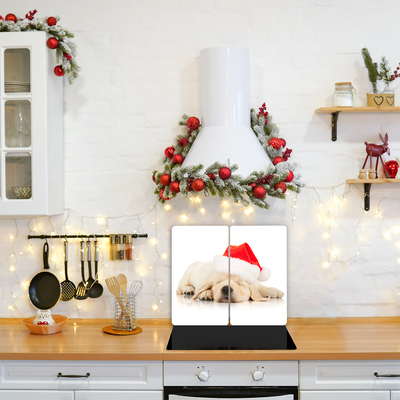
[60,241,76,301]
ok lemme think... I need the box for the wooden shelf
[347,178,400,211]
[315,107,400,141]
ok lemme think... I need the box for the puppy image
[176,261,284,303]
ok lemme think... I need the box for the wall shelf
[346,178,400,211]
[315,107,400,141]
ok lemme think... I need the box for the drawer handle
[57,373,90,379]
[374,372,400,378]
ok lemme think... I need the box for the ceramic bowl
[22,315,67,335]
[12,186,32,199]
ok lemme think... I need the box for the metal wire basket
[113,293,137,331]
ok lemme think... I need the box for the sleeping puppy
[176,261,284,302]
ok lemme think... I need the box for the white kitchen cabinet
[75,391,163,400]
[392,391,400,399]
[300,391,390,400]
[0,31,63,216]
[0,391,73,400]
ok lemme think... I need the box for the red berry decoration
[172,154,184,164]
[47,37,59,50]
[285,171,294,182]
[164,146,175,158]
[280,138,286,148]
[186,116,200,131]
[268,137,282,150]
[274,182,287,194]
[169,181,180,193]
[219,167,231,180]
[192,179,205,192]
[178,137,188,146]
[47,16,57,26]
[54,65,64,77]
[159,189,171,201]
[253,186,267,199]
[159,174,171,186]
[273,156,283,165]
[63,52,72,61]
[207,173,215,180]
[5,13,17,23]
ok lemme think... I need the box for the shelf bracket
[331,111,340,141]
[364,183,371,211]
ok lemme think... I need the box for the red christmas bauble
[280,138,286,148]
[268,137,282,150]
[63,52,72,61]
[152,174,158,184]
[47,16,57,26]
[47,37,59,49]
[285,170,294,182]
[169,181,180,193]
[164,146,174,158]
[274,182,287,194]
[54,65,64,77]
[187,116,200,131]
[385,160,399,178]
[273,156,283,165]
[159,189,171,201]
[159,174,171,186]
[172,154,184,164]
[219,167,231,180]
[192,179,205,192]
[0,16,4,21]
[5,13,17,23]
[253,186,266,199]
[249,182,256,188]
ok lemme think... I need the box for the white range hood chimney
[182,47,272,176]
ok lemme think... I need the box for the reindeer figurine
[362,133,390,179]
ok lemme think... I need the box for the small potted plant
[361,48,398,107]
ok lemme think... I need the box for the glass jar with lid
[333,82,355,107]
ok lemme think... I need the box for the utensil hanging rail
[27,234,148,239]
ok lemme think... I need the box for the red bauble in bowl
[253,186,266,199]
[219,167,231,180]
[273,156,283,165]
[384,160,399,178]
[159,174,171,186]
[54,65,64,77]
[274,182,287,194]
[169,181,180,193]
[172,154,184,164]
[47,37,59,49]
[192,179,205,192]
[285,170,294,182]
[5,13,17,23]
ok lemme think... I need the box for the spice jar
[109,234,117,261]
[333,82,355,107]
[117,234,125,260]
[125,235,133,260]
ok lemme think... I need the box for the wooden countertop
[1,317,400,361]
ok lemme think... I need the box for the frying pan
[28,242,61,310]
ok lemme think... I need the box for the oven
[164,361,298,400]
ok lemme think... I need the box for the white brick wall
[1,0,400,319]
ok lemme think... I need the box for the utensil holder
[113,293,137,331]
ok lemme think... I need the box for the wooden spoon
[117,274,128,302]
[105,276,130,327]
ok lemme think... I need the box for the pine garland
[153,104,304,210]
[0,11,79,84]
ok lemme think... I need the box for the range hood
[181,46,272,176]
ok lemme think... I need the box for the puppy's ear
[249,284,270,301]
[192,279,214,300]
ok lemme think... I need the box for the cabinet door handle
[57,372,90,378]
[374,372,400,378]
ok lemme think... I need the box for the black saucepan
[28,242,61,310]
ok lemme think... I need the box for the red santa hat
[213,242,271,283]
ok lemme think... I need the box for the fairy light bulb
[322,233,330,239]
[152,305,159,311]
[9,266,15,272]
[164,204,171,211]
[200,208,205,214]
[181,215,188,221]
[323,262,329,268]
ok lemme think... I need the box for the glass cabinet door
[5,153,32,199]
[5,100,31,148]
[4,48,30,93]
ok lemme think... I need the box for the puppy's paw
[267,288,284,298]
[197,289,213,301]
[177,285,195,295]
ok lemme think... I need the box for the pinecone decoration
[187,177,194,192]
[268,137,282,150]
[178,138,189,146]
[256,174,274,185]
[207,173,216,180]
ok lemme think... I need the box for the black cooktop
[166,325,296,350]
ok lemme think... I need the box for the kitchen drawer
[300,391,390,400]
[0,391,74,400]
[0,360,162,390]
[300,361,400,390]
[392,391,400,400]
[164,360,298,386]
[75,390,163,400]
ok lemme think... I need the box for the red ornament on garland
[273,156,283,165]
[47,16,57,26]
[219,167,231,180]
[164,146,175,158]
[152,174,158,184]
[5,13,17,23]
[280,138,286,148]
[384,160,399,178]
[172,153,184,164]
[63,52,72,61]
[274,182,287,194]
[192,179,205,192]
[46,37,59,49]
[253,186,267,199]
[187,116,200,131]
[285,170,294,182]
[159,189,171,201]
[159,174,171,186]
[169,181,180,193]
[249,182,256,189]
[0,16,4,21]
[268,137,282,150]
[54,65,64,77]
[207,173,215,180]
